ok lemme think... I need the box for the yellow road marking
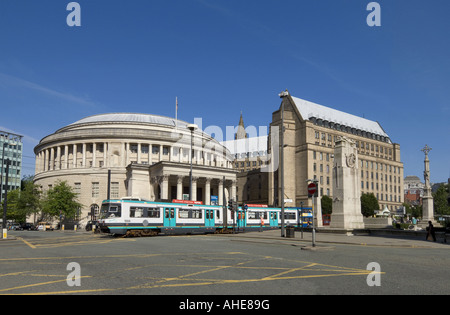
[0,251,380,295]
[16,237,36,249]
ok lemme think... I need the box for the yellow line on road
[16,237,36,249]
[0,276,92,293]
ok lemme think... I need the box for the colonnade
[151,175,236,205]
[35,141,232,174]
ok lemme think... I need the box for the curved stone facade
[34,113,237,223]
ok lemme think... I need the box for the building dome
[65,113,189,130]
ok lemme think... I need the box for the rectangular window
[92,182,99,198]
[146,207,160,218]
[130,207,144,218]
[111,182,119,199]
[74,182,81,195]
[178,209,203,219]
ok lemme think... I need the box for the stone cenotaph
[330,136,365,230]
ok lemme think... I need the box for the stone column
[73,144,77,168]
[421,145,435,223]
[56,146,61,170]
[137,143,141,164]
[49,147,54,170]
[103,142,107,167]
[205,177,212,205]
[191,177,198,201]
[44,149,49,171]
[64,145,69,169]
[149,144,153,165]
[177,175,183,200]
[82,143,86,168]
[160,175,169,200]
[231,180,237,202]
[218,179,224,206]
[92,143,97,168]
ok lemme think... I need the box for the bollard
[2,228,7,239]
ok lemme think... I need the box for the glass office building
[0,131,23,201]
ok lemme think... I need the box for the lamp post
[306,179,318,247]
[278,90,289,237]
[187,124,198,201]
[2,159,10,239]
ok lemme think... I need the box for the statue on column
[420,144,435,224]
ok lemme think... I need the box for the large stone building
[268,91,404,212]
[0,130,23,201]
[34,113,237,223]
[221,114,269,204]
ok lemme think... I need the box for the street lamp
[187,124,198,201]
[278,90,288,237]
[306,178,319,247]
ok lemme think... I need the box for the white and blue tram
[98,198,313,237]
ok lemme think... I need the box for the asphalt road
[1,230,449,297]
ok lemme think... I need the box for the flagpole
[175,97,178,130]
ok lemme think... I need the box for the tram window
[179,209,202,219]
[130,207,144,218]
[248,211,267,220]
[216,210,220,219]
[179,209,189,218]
[284,213,296,220]
[191,210,202,219]
[145,207,160,218]
[165,208,175,218]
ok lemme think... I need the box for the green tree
[433,184,450,215]
[42,181,82,220]
[321,195,333,214]
[360,193,379,217]
[4,189,26,222]
[18,176,42,221]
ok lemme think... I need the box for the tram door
[269,211,278,227]
[205,209,215,228]
[164,207,176,227]
[237,210,246,228]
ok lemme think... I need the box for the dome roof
[68,113,189,129]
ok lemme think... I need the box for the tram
[98,198,313,237]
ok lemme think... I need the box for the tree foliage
[3,176,42,223]
[433,184,450,215]
[42,180,82,220]
[360,193,380,217]
[321,195,333,214]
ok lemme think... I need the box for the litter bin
[286,226,295,238]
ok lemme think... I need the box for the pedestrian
[426,221,436,242]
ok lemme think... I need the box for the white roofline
[291,96,390,140]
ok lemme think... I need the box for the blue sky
[0,0,449,183]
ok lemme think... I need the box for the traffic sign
[308,183,318,197]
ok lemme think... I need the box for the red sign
[246,204,268,208]
[307,183,317,195]
[172,199,203,205]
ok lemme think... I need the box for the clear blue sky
[0,0,449,183]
